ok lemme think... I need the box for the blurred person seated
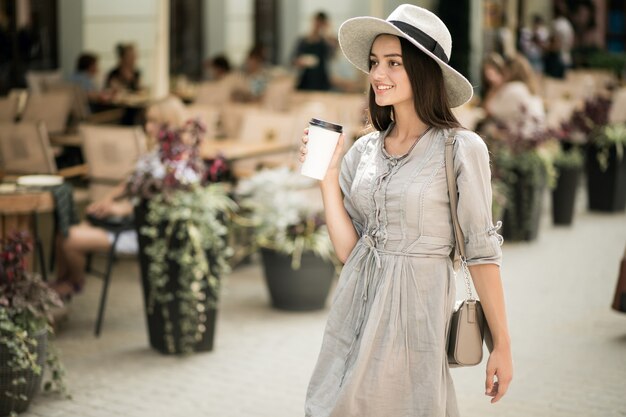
[479,53,545,137]
[291,11,337,91]
[204,54,232,81]
[51,96,188,299]
[105,42,142,93]
[232,45,271,102]
[68,52,102,101]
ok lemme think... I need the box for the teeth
[377,85,393,90]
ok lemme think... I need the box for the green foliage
[554,146,585,170]
[586,50,626,75]
[493,147,548,240]
[140,185,236,354]
[0,233,68,410]
[591,123,626,172]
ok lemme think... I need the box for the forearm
[468,263,511,349]
[320,175,358,263]
[105,181,128,201]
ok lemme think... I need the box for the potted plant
[586,123,626,212]
[551,145,585,225]
[236,167,337,311]
[563,95,626,212]
[126,120,235,354]
[487,114,555,242]
[0,232,67,416]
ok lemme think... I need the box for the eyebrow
[369,53,403,58]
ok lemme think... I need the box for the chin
[375,96,392,107]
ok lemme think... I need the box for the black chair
[84,214,136,337]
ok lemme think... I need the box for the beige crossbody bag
[444,132,493,367]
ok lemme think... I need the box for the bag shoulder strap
[444,130,475,300]
[444,130,466,261]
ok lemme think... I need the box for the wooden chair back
[80,124,146,200]
[25,70,63,94]
[0,122,57,175]
[21,91,73,135]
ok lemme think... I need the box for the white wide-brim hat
[338,4,473,108]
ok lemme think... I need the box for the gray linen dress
[305,125,503,417]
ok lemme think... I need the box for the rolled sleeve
[453,131,503,266]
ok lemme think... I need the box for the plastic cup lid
[309,118,343,133]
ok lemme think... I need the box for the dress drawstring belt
[338,234,453,387]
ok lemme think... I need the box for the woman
[52,97,188,299]
[481,52,545,137]
[105,43,141,92]
[299,5,512,416]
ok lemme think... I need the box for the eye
[389,60,401,67]
[368,59,378,68]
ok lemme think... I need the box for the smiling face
[369,34,413,109]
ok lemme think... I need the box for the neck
[391,102,428,142]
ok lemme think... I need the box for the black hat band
[389,20,449,64]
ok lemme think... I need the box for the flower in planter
[125,119,236,354]
[559,94,626,170]
[235,167,335,269]
[0,232,67,412]
[561,95,612,140]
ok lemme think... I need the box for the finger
[300,145,308,155]
[302,135,308,144]
[492,378,511,403]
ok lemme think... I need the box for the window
[0,0,59,94]
[170,0,204,80]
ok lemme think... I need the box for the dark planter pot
[135,203,219,354]
[552,165,582,225]
[260,248,335,311]
[501,171,546,242]
[586,145,626,212]
[0,328,47,416]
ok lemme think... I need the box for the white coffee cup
[301,118,343,180]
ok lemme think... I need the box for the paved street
[22,191,626,417]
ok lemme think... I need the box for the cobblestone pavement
[21,196,626,417]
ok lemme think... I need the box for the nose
[370,65,385,81]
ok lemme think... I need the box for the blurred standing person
[494,12,516,59]
[546,6,574,78]
[106,43,141,92]
[519,15,549,74]
[292,11,337,91]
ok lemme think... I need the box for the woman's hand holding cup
[300,119,344,182]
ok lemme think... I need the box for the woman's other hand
[485,345,513,403]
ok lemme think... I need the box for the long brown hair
[367,36,462,132]
[506,53,539,95]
